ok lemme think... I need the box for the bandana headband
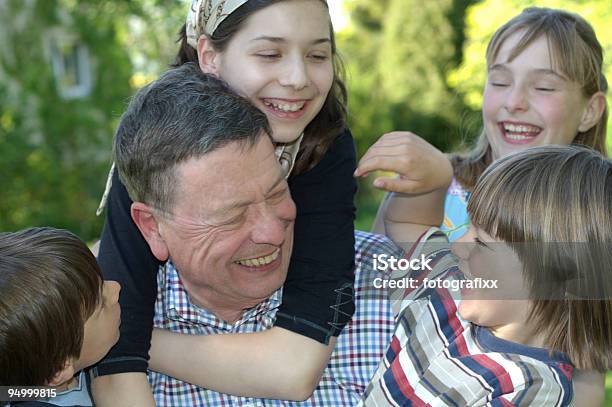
[186,0,249,49]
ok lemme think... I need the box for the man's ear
[131,202,170,261]
[578,91,607,132]
[197,35,221,75]
[47,360,75,387]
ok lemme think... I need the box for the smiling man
[105,63,398,406]
[132,137,296,324]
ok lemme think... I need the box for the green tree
[339,0,476,229]
[0,0,185,240]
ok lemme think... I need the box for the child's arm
[91,372,155,407]
[355,132,453,245]
[278,128,357,344]
[149,327,335,400]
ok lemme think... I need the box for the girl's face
[208,0,334,144]
[482,32,592,160]
[451,227,539,345]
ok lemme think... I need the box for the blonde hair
[453,7,609,190]
[468,145,612,371]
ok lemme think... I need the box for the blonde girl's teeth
[503,123,540,133]
[506,134,531,140]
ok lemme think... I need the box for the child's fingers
[358,132,423,161]
[373,177,425,193]
[355,132,434,177]
[359,150,422,177]
[357,154,417,178]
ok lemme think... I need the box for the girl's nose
[278,57,309,91]
[504,85,529,113]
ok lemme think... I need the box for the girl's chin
[270,127,306,144]
[491,144,526,160]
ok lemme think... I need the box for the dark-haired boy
[0,227,120,406]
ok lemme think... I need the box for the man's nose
[251,204,290,246]
[278,56,309,90]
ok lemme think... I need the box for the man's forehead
[175,138,282,211]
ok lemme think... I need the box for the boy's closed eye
[473,233,495,251]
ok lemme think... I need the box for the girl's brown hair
[453,7,609,190]
[468,145,612,371]
[173,0,347,175]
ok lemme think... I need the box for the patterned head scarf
[186,0,250,48]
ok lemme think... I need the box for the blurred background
[0,0,611,400]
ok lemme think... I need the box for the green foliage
[0,0,185,240]
[606,371,612,405]
[341,0,477,230]
[0,0,129,238]
[342,0,478,154]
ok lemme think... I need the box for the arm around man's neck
[148,326,336,401]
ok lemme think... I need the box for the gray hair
[113,63,271,212]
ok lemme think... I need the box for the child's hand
[354,132,453,194]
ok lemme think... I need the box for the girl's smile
[482,32,593,159]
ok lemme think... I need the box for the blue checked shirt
[148,231,401,406]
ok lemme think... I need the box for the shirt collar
[162,261,282,331]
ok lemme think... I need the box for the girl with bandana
[94,0,357,403]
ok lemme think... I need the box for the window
[50,39,92,99]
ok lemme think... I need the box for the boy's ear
[578,91,607,132]
[47,360,75,387]
[131,202,170,262]
[197,35,221,75]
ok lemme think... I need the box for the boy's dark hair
[0,227,102,385]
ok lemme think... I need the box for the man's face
[156,137,296,317]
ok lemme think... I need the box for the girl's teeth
[502,123,541,140]
[263,101,305,112]
[506,134,532,140]
[503,123,540,134]
[236,248,280,267]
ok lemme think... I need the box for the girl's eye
[487,73,510,88]
[535,86,555,92]
[256,53,281,59]
[309,53,329,61]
